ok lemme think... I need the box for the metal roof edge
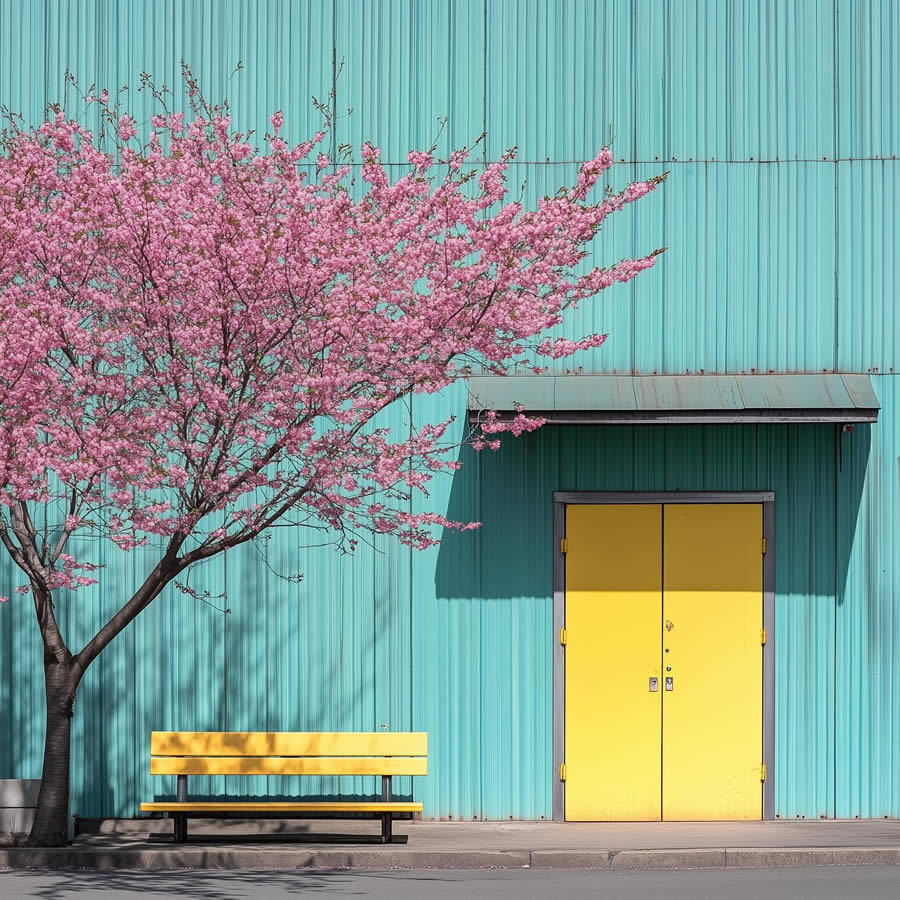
[467,373,881,423]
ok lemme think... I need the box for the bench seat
[141,730,428,843]
[141,801,423,813]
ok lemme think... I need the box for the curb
[610,849,726,869]
[725,847,900,868]
[3,845,900,871]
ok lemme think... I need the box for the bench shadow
[144,829,409,845]
[143,791,414,803]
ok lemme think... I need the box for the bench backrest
[149,731,428,776]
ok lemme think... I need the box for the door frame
[552,491,776,822]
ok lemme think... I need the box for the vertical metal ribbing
[552,499,567,821]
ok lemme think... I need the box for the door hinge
[560,537,568,554]
[760,627,767,646]
[761,763,767,782]
[559,628,568,646]
[559,763,567,782]
[761,537,767,555]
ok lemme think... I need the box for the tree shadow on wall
[65,526,413,824]
[148,541,414,808]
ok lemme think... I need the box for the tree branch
[49,483,80,564]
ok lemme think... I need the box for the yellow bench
[140,731,427,843]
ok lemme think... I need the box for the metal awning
[467,374,880,425]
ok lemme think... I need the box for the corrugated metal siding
[837,161,900,373]
[835,375,900,818]
[474,160,838,376]
[630,161,837,375]
[334,0,485,162]
[8,402,888,822]
[0,0,894,379]
[1,0,900,822]
[835,0,900,161]
[483,0,835,163]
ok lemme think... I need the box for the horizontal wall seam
[367,158,900,167]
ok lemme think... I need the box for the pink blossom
[0,99,662,607]
[537,334,608,358]
[407,150,433,168]
[571,147,614,200]
[448,149,467,171]
[117,115,137,141]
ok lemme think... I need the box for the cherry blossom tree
[0,81,664,845]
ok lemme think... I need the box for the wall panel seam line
[367,157,900,166]
[833,423,839,818]
[481,0,487,165]
[832,0,840,372]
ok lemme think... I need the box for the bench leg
[380,774,393,843]
[174,774,188,843]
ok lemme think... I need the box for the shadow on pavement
[3,869,449,899]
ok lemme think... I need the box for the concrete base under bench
[0,779,39,838]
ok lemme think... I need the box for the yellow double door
[564,503,763,821]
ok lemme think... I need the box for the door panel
[564,504,662,821]
[661,504,763,820]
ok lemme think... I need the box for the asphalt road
[2,866,900,899]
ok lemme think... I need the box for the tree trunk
[28,655,76,846]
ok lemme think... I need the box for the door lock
[665,677,674,691]
[649,677,658,692]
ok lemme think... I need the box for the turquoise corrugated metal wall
[1,0,899,821]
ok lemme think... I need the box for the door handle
[665,677,674,691]
[649,677,658,692]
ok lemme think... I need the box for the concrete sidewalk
[4,818,900,871]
